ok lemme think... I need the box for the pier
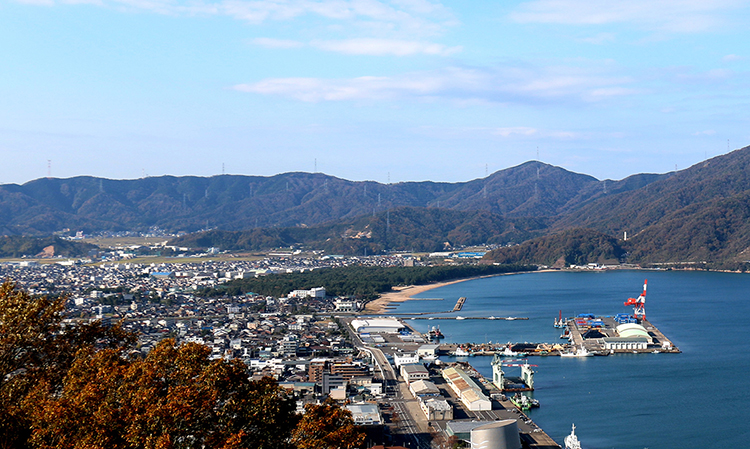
[563,315,681,354]
[452,296,466,312]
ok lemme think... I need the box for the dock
[563,315,680,354]
[453,296,466,312]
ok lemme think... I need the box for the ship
[564,424,582,449]
[554,310,566,328]
[510,393,539,411]
[427,326,444,340]
[455,347,472,357]
[560,346,593,357]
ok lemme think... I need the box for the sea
[390,269,750,449]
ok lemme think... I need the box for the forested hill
[168,207,549,254]
[552,146,750,263]
[0,161,659,235]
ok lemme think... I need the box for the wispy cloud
[21,0,456,35]
[234,64,639,104]
[311,38,461,56]
[251,37,460,56]
[723,54,745,62]
[510,0,745,33]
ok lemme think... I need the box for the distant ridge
[0,161,657,235]
[5,146,750,266]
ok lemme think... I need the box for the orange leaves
[291,399,365,449]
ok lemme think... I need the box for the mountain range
[3,146,750,265]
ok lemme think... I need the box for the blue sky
[2,0,749,185]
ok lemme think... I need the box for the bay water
[392,270,750,449]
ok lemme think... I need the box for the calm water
[392,270,750,449]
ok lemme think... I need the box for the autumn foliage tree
[0,281,365,449]
[291,399,366,449]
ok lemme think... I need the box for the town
[1,249,565,449]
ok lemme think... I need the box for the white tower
[491,354,505,390]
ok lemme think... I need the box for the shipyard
[341,277,682,448]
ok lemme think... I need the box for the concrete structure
[442,366,492,411]
[393,353,419,369]
[471,420,522,449]
[334,298,358,312]
[287,287,326,299]
[616,323,654,343]
[400,363,430,383]
[346,403,383,425]
[409,379,440,398]
[416,344,440,357]
[602,336,649,350]
[420,398,453,421]
[350,318,405,334]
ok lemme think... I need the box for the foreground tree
[25,339,299,449]
[291,399,365,449]
[1,281,365,449]
[0,281,134,449]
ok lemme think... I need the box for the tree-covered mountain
[552,147,750,263]
[168,207,549,254]
[0,161,657,236]
[5,146,750,265]
[481,228,626,267]
[0,236,97,258]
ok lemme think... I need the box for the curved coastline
[363,271,541,314]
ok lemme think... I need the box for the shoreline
[363,269,567,314]
[364,272,533,314]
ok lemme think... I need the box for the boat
[455,347,471,357]
[456,316,465,320]
[554,310,566,328]
[564,424,582,449]
[560,346,593,357]
[510,393,539,411]
[506,316,517,320]
[427,326,444,340]
[499,343,526,357]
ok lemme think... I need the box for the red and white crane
[624,279,647,321]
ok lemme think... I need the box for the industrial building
[471,420,522,449]
[350,318,405,334]
[442,366,492,411]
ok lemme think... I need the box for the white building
[287,287,326,299]
[442,366,492,411]
[393,353,419,369]
[334,298,359,312]
[346,403,383,425]
[351,318,405,334]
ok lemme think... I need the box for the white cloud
[510,0,744,33]
[311,38,461,55]
[234,64,638,104]
[250,37,459,56]
[24,0,456,35]
[723,54,744,62]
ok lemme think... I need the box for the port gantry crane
[624,279,647,321]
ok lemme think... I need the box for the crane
[624,279,647,321]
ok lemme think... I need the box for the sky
[2,0,750,185]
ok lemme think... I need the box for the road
[342,319,433,449]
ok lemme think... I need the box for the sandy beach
[363,278,476,314]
